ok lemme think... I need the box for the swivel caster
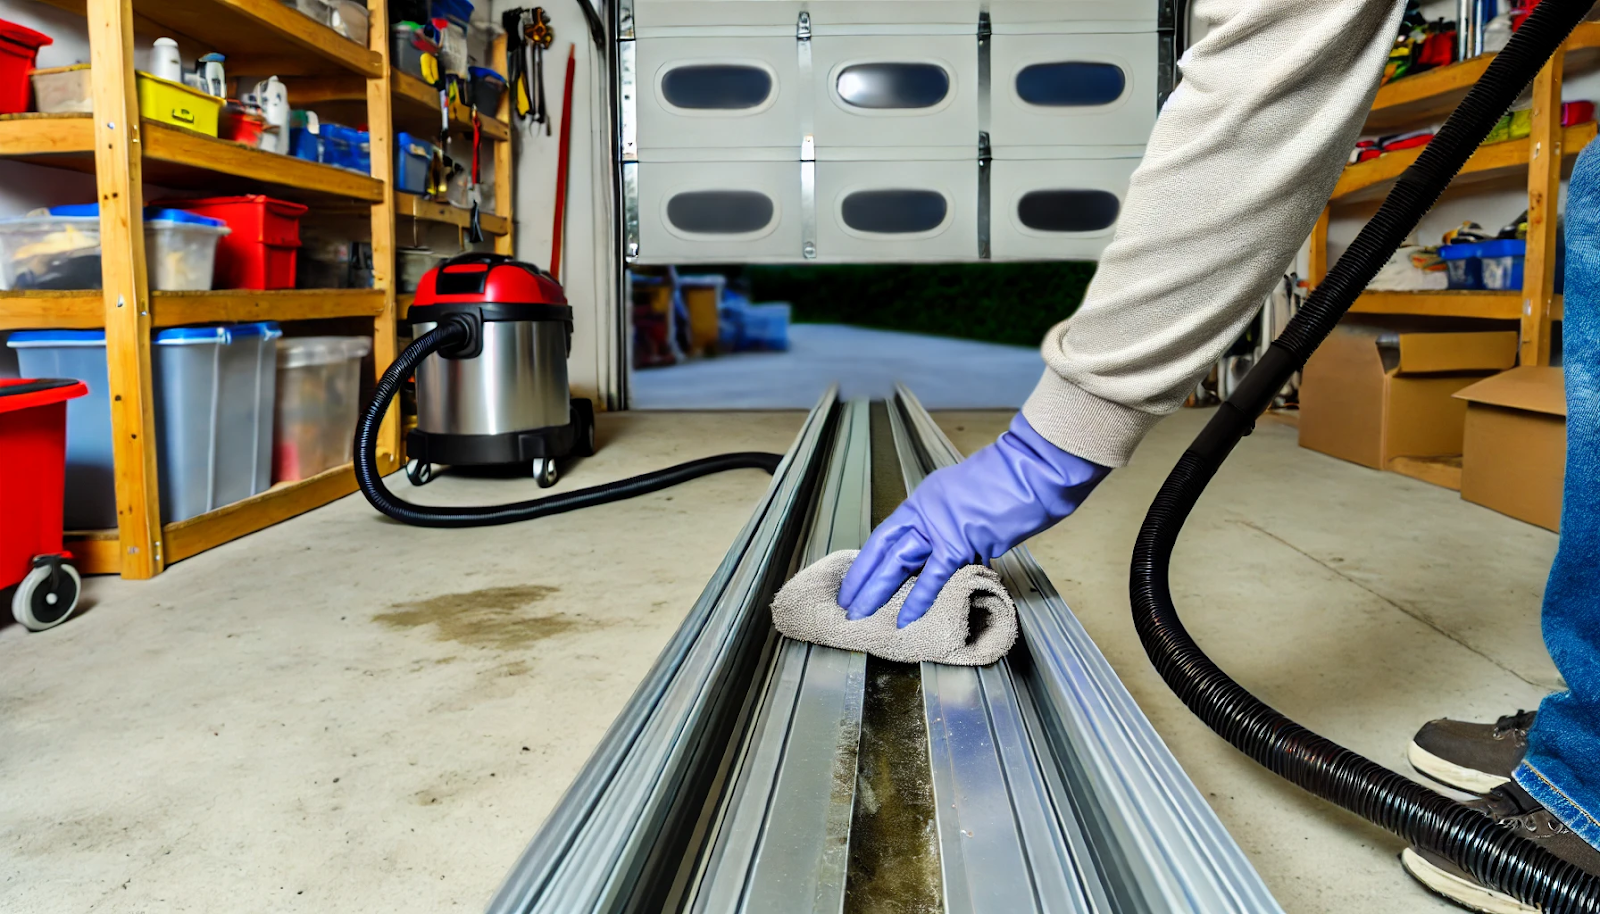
[406,459,434,486]
[532,457,559,488]
[12,556,81,632]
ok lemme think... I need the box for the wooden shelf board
[1333,121,1598,204]
[163,462,358,564]
[36,0,380,77]
[64,529,121,576]
[0,117,385,202]
[1351,290,1524,320]
[392,71,511,142]
[286,72,510,143]
[1389,455,1463,491]
[394,192,510,235]
[0,289,385,329]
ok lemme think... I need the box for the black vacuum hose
[355,320,783,528]
[1131,2,1600,911]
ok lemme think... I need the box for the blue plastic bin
[1478,238,1526,291]
[289,126,321,162]
[7,322,282,527]
[1439,243,1486,291]
[742,303,791,351]
[396,132,434,194]
[320,123,370,173]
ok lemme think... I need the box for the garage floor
[0,408,1558,912]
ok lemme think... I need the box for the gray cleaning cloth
[770,550,1018,666]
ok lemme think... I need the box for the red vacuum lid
[412,253,567,308]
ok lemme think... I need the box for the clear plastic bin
[274,336,371,482]
[30,64,92,114]
[0,207,229,291]
[397,247,439,292]
[7,323,281,527]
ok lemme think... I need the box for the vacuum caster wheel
[532,457,559,489]
[12,557,81,632]
[406,458,434,487]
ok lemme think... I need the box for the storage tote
[29,63,91,114]
[0,18,50,115]
[0,206,230,291]
[158,195,306,289]
[135,71,222,136]
[274,336,371,482]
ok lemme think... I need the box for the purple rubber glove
[839,414,1110,628]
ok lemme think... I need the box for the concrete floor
[630,323,1042,410]
[0,409,1559,912]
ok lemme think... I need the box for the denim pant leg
[1514,140,1600,849]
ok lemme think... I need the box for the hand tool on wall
[550,44,576,282]
[526,8,554,135]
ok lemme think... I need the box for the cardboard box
[1299,324,1519,468]
[1455,366,1567,531]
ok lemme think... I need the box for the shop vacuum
[354,253,781,527]
[1135,2,1600,911]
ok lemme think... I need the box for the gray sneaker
[1408,710,1535,794]
[1400,782,1600,914]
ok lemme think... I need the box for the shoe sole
[1400,848,1536,914]
[1407,741,1513,795]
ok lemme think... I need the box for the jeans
[1515,139,1600,850]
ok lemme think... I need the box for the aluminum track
[485,388,1284,914]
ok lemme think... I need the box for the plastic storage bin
[0,19,51,115]
[397,247,439,292]
[135,71,222,136]
[320,123,369,173]
[1479,239,1526,291]
[274,336,372,482]
[396,132,434,194]
[0,377,88,631]
[7,323,280,526]
[289,0,334,27]
[0,206,230,291]
[432,0,473,78]
[1440,243,1486,290]
[29,64,91,114]
[151,323,281,523]
[391,22,434,80]
[468,66,505,111]
[332,0,369,42]
[159,195,306,289]
[742,302,791,351]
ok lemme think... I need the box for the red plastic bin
[156,195,307,289]
[1,378,86,631]
[0,19,52,115]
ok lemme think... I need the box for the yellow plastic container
[135,72,221,136]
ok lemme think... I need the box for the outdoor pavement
[629,323,1044,409]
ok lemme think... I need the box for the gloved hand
[839,414,1110,628]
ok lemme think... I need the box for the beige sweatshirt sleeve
[1021,0,1408,467]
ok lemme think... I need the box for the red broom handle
[551,44,576,283]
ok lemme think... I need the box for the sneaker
[1408,710,1535,794]
[1400,782,1600,914]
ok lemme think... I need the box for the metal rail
[487,388,1283,914]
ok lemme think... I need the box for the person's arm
[1023,0,1408,468]
[842,0,1409,625]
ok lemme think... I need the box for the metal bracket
[618,0,634,40]
[623,161,640,261]
[977,131,991,260]
[801,135,817,259]
[619,35,637,162]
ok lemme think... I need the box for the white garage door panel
[636,37,801,151]
[810,35,978,149]
[637,161,802,263]
[990,32,1157,149]
[990,156,1138,261]
[816,159,976,261]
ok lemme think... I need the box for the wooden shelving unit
[1311,28,1596,372]
[0,0,513,578]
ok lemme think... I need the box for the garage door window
[1016,190,1120,233]
[1015,62,1126,107]
[666,190,777,236]
[840,189,948,234]
[660,64,775,111]
[836,63,950,110]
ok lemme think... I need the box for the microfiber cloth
[770,550,1018,666]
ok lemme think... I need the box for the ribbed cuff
[1021,370,1164,468]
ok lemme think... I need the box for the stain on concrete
[374,585,577,650]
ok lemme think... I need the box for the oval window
[1017,190,1120,233]
[836,63,950,110]
[1015,62,1127,107]
[666,190,776,235]
[841,189,948,234]
[661,64,774,110]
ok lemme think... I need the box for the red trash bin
[1,377,88,631]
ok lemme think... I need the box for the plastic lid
[164,195,309,218]
[48,203,228,228]
[1438,243,1486,260]
[154,326,229,345]
[7,330,105,348]
[469,67,506,83]
[1477,239,1527,258]
[228,321,283,340]
[277,335,372,368]
[0,378,88,414]
[0,21,53,51]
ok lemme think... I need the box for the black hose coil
[1131,2,1600,911]
[354,320,782,529]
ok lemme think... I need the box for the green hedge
[736,262,1097,348]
